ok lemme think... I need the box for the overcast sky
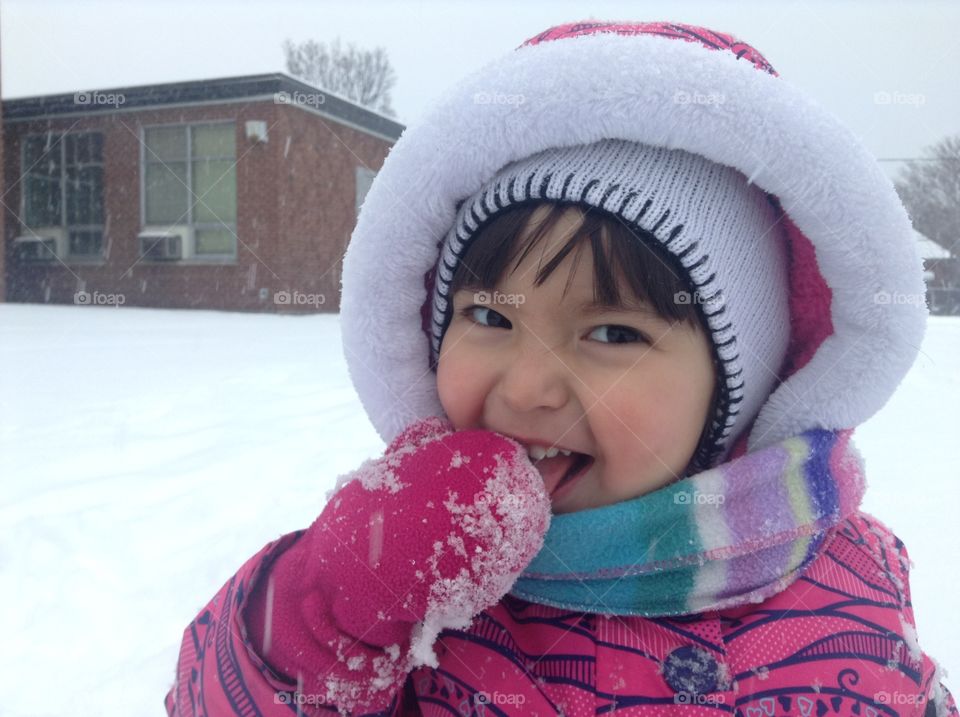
[2,0,958,181]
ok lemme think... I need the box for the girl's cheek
[601,390,680,459]
[437,353,486,429]
[605,399,659,447]
[436,362,460,424]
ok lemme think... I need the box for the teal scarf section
[509,429,865,616]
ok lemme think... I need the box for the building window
[21,132,105,259]
[142,122,237,259]
[355,166,376,219]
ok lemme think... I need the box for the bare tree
[283,37,397,117]
[895,134,960,257]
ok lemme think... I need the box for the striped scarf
[510,429,866,617]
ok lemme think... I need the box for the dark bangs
[447,201,704,329]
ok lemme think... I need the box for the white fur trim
[341,31,927,448]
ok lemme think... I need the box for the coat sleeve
[164,532,411,717]
[858,513,958,717]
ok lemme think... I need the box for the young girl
[166,21,956,717]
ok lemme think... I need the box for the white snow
[0,304,957,716]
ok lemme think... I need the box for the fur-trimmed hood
[339,20,927,457]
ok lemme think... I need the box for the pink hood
[339,20,927,456]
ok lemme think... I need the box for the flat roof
[1,72,404,141]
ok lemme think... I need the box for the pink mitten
[245,416,551,714]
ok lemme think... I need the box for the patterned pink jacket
[166,510,956,717]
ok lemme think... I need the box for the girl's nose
[494,343,572,414]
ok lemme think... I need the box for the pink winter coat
[165,510,956,716]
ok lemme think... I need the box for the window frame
[19,130,106,263]
[139,119,238,264]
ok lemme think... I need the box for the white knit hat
[429,139,791,470]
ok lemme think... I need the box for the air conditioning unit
[138,226,190,261]
[13,227,65,262]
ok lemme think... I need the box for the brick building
[2,73,403,311]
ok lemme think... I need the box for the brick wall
[2,99,394,312]
[267,100,394,313]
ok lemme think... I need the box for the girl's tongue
[531,452,592,496]
[532,453,574,494]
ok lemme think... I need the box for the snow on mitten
[246,416,551,714]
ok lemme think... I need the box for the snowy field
[0,303,957,715]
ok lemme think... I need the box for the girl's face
[437,207,716,514]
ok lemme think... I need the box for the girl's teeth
[526,445,572,460]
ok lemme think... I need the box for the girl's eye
[587,325,647,344]
[463,305,512,329]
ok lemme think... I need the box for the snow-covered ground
[1,303,957,715]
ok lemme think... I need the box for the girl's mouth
[529,450,594,498]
